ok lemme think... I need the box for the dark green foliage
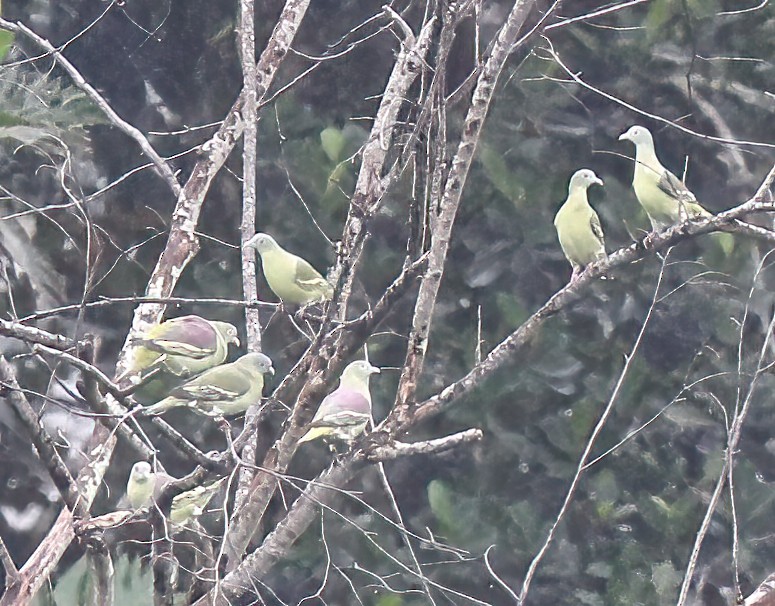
[2,1,775,604]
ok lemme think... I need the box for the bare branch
[0,319,77,350]
[408,182,775,432]
[365,429,483,462]
[0,533,17,583]
[390,0,545,429]
[0,18,181,196]
[328,12,437,321]
[221,13,438,567]
[236,0,263,513]
[19,296,276,324]
[518,252,670,603]
[86,543,114,606]
[0,357,85,517]
[32,344,129,403]
[747,573,775,606]
[677,261,775,604]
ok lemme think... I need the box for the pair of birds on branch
[554,125,712,281]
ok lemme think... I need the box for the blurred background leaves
[1,0,775,604]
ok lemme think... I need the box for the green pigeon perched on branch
[125,462,225,525]
[619,125,711,230]
[553,169,606,282]
[244,232,333,305]
[298,360,380,444]
[124,315,240,404]
[144,352,274,417]
[169,478,227,525]
[125,461,172,509]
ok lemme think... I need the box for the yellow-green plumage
[126,462,159,509]
[298,360,380,444]
[619,125,710,230]
[170,479,226,525]
[554,169,606,281]
[124,462,224,526]
[125,316,240,405]
[144,352,274,417]
[245,233,333,305]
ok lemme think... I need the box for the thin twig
[0,19,181,196]
[18,296,276,323]
[517,251,670,604]
[676,258,775,604]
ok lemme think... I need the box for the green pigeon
[554,169,606,282]
[144,352,274,417]
[619,125,711,230]
[244,232,333,305]
[125,461,172,509]
[169,478,226,525]
[125,315,240,404]
[298,360,380,444]
[125,462,224,525]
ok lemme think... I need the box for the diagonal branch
[390,0,543,430]
[1,2,311,601]
[328,10,437,322]
[0,18,181,196]
[406,176,775,434]
[0,532,17,584]
[220,12,437,567]
[0,357,86,518]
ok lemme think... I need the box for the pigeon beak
[231,336,241,347]
[268,366,276,376]
[594,177,604,187]
[244,235,258,249]
[618,132,629,142]
[370,365,381,374]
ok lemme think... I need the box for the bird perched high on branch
[298,360,380,445]
[554,168,606,282]
[244,232,333,305]
[144,352,274,417]
[619,125,711,230]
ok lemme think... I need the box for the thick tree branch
[365,428,483,461]
[407,181,775,433]
[747,573,775,606]
[221,12,437,567]
[236,0,263,513]
[391,0,541,429]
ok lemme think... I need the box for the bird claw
[216,417,240,462]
